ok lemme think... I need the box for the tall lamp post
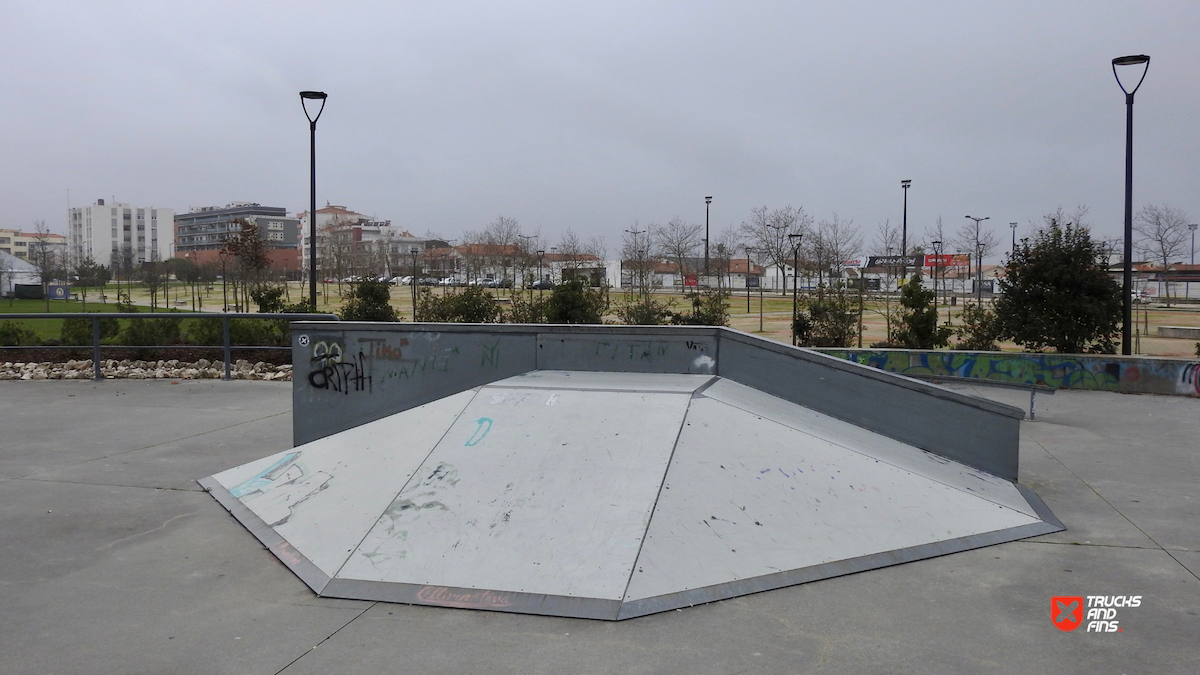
[409,247,419,319]
[1188,223,1198,300]
[788,233,803,346]
[1113,54,1150,355]
[1009,222,1018,254]
[300,90,328,310]
[975,243,985,303]
[932,240,944,323]
[704,195,713,282]
[900,180,912,281]
[536,249,545,298]
[965,215,990,302]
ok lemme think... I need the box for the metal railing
[1,312,338,381]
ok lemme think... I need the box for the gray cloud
[1,1,1197,263]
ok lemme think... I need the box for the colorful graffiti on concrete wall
[818,349,1200,397]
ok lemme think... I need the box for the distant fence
[816,348,1200,397]
[1,312,339,381]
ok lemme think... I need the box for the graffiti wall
[817,349,1200,398]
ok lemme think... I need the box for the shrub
[341,279,399,322]
[545,279,607,324]
[807,285,858,347]
[187,317,281,347]
[415,286,502,323]
[60,314,120,346]
[954,302,1001,351]
[0,320,38,346]
[614,294,674,325]
[251,286,288,314]
[891,273,952,349]
[506,293,549,323]
[671,290,730,326]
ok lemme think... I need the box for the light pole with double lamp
[932,239,944,323]
[788,233,803,346]
[900,180,912,281]
[1112,54,1150,355]
[300,91,328,310]
[1010,222,1018,254]
[965,215,989,302]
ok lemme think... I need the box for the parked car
[530,279,554,290]
[392,275,414,286]
[495,278,514,288]
[420,277,440,286]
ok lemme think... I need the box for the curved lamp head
[1112,55,1150,96]
[901,179,912,189]
[705,196,713,205]
[300,91,328,124]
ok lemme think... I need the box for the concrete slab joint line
[198,324,1059,620]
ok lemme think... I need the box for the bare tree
[809,214,862,288]
[739,205,812,294]
[653,217,703,284]
[1135,203,1190,305]
[621,223,655,300]
[29,220,60,311]
[712,226,742,290]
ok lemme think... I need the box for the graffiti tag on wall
[820,349,1200,397]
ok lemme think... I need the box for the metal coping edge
[196,476,333,595]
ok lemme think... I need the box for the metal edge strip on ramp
[321,578,622,621]
[615,517,1065,620]
[198,476,332,596]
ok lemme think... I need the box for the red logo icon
[1052,596,1084,631]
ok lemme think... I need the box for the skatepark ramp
[200,324,1061,619]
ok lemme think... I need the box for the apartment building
[68,199,173,269]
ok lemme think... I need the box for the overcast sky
[2,1,1196,263]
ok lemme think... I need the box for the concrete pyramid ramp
[201,370,1061,620]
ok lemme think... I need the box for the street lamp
[704,196,713,281]
[788,233,803,346]
[900,180,912,280]
[537,249,545,297]
[300,90,328,310]
[1009,222,1018,254]
[931,239,944,323]
[965,215,990,302]
[409,247,419,319]
[975,243,985,303]
[1113,54,1150,355]
[1188,223,1198,300]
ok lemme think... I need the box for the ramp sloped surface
[201,371,1061,619]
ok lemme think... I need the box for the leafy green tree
[507,292,550,323]
[953,302,1001,351]
[994,216,1121,353]
[415,286,502,323]
[545,279,607,324]
[891,273,952,349]
[341,279,399,321]
[73,257,110,311]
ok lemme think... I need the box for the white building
[298,204,422,277]
[68,199,174,270]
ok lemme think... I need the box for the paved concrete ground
[1,380,1196,674]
